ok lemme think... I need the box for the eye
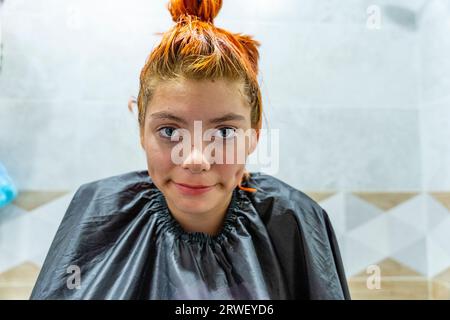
[158,127,181,140]
[214,127,237,140]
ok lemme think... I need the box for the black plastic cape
[30,171,350,300]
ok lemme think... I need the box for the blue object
[0,162,17,208]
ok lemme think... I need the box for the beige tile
[431,281,450,300]
[348,278,429,300]
[352,192,418,211]
[434,267,450,282]
[430,192,450,211]
[353,258,422,278]
[431,267,450,300]
[13,190,68,211]
[0,262,40,300]
[0,286,34,300]
[0,262,40,286]
[304,192,336,203]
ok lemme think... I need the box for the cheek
[215,164,245,189]
[207,139,248,188]
[211,137,249,165]
[143,136,175,179]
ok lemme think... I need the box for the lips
[175,182,213,189]
[173,181,215,196]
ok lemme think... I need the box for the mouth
[172,181,215,195]
[175,182,214,188]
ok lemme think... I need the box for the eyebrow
[149,111,246,125]
[150,111,187,124]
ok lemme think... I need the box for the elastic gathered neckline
[154,187,244,245]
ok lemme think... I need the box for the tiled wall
[1,0,449,299]
[312,192,450,299]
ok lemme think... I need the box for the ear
[139,129,145,150]
[248,128,259,156]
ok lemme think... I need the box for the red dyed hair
[137,0,262,193]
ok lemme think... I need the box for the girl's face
[140,78,258,215]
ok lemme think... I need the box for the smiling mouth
[172,181,216,196]
[174,182,214,189]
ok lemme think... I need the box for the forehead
[147,78,249,119]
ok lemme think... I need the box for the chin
[165,182,213,206]
[172,195,215,214]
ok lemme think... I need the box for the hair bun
[168,0,223,23]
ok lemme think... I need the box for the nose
[181,145,211,173]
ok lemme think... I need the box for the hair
[137,0,262,192]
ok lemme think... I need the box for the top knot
[168,0,223,24]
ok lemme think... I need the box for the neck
[166,192,234,236]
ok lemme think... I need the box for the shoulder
[75,170,153,199]
[77,170,152,196]
[246,172,329,226]
[246,173,348,299]
[68,170,157,218]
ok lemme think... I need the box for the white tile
[429,216,450,255]
[28,249,48,268]
[26,215,60,266]
[347,214,391,257]
[0,212,57,264]
[257,22,419,110]
[0,213,33,260]
[0,99,146,190]
[29,191,76,227]
[318,193,346,237]
[389,214,424,254]
[346,212,424,259]
[425,194,450,229]
[0,13,83,100]
[0,205,27,225]
[392,237,428,276]
[319,192,382,237]
[419,0,450,103]
[426,235,450,277]
[345,194,382,231]
[340,234,388,277]
[389,194,448,234]
[270,107,421,190]
[0,250,26,273]
[420,104,450,190]
[221,0,426,26]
